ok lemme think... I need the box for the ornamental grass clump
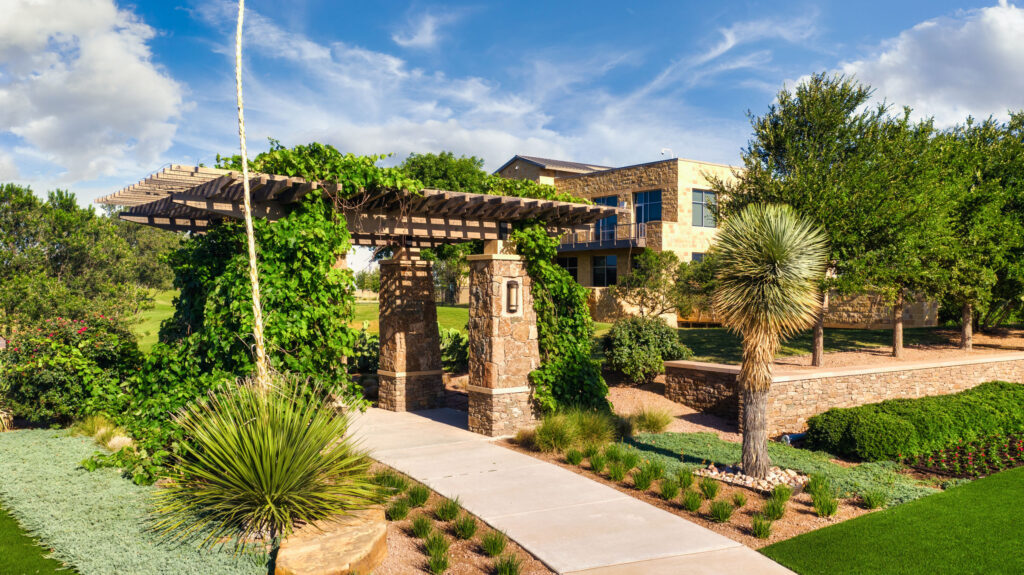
[480,530,508,557]
[407,484,430,508]
[682,490,703,512]
[565,449,584,466]
[495,553,523,575]
[659,477,681,501]
[435,498,461,522]
[640,459,665,480]
[565,409,616,446]
[630,407,674,433]
[582,444,600,459]
[621,450,641,471]
[151,378,377,555]
[806,474,834,499]
[607,461,627,482]
[387,498,410,521]
[812,491,839,517]
[534,414,576,453]
[732,492,747,509]
[762,497,787,521]
[631,467,654,491]
[588,453,607,474]
[771,484,792,504]
[699,477,720,500]
[452,515,477,540]
[709,500,735,523]
[751,514,772,539]
[424,531,450,557]
[412,515,433,539]
[677,468,694,490]
[861,489,889,509]
[603,444,625,464]
[372,469,409,497]
[427,553,450,575]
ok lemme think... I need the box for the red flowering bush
[0,315,141,423]
[907,433,1024,478]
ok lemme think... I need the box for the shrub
[806,474,834,499]
[603,444,625,464]
[565,409,617,446]
[582,444,600,459]
[709,500,734,523]
[861,490,889,509]
[762,497,787,521]
[435,498,461,522]
[427,553,450,574]
[565,449,584,466]
[588,453,606,474]
[387,498,410,521]
[621,450,640,471]
[681,490,702,512]
[630,407,674,433]
[412,515,433,538]
[407,484,430,508]
[607,461,627,482]
[534,414,577,453]
[480,530,507,557]
[771,484,792,504]
[677,468,694,490]
[423,531,450,557]
[732,492,747,508]
[846,412,919,461]
[602,316,692,384]
[150,379,378,553]
[660,477,681,500]
[452,515,477,539]
[513,428,536,450]
[439,327,469,373]
[348,325,380,374]
[699,477,720,500]
[751,514,772,539]
[812,492,839,517]
[639,459,665,480]
[495,553,523,575]
[631,468,654,491]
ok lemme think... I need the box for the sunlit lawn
[0,506,72,575]
[350,301,470,333]
[132,289,176,353]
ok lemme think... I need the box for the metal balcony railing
[559,222,647,251]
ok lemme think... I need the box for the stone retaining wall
[665,354,1024,436]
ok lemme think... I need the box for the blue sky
[2,0,1023,206]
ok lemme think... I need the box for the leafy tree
[420,243,475,304]
[713,204,827,478]
[400,151,489,193]
[354,269,381,292]
[674,254,719,319]
[713,73,888,366]
[611,248,682,317]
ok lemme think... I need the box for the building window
[594,196,618,241]
[592,255,618,287]
[634,190,662,224]
[692,190,716,227]
[691,252,705,263]
[556,256,578,282]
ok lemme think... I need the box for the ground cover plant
[0,430,263,574]
[805,381,1024,461]
[761,467,1024,575]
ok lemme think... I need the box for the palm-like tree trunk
[235,0,269,386]
[739,332,775,478]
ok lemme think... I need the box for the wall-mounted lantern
[507,280,520,314]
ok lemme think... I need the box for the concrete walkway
[351,408,793,575]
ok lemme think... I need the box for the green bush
[565,409,617,446]
[861,489,889,509]
[602,316,692,384]
[588,453,606,474]
[640,459,665,480]
[439,327,469,373]
[751,514,772,539]
[407,484,431,508]
[660,477,681,500]
[805,382,1024,461]
[621,450,640,471]
[607,461,627,482]
[427,553,450,575]
[582,444,600,459]
[699,477,720,500]
[806,474,835,499]
[709,500,734,523]
[412,515,433,538]
[677,468,694,490]
[434,498,461,522]
[348,325,379,374]
[771,484,792,504]
[762,497,787,521]
[631,468,654,491]
[565,449,584,466]
[480,531,507,557]
[534,414,577,453]
[495,553,523,575]
[603,444,625,463]
[423,531,450,557]
[372,469,409,497]
[812,492,839,517]
[630,407,674,433]
[681,490,702,512]
[387,498,410,520]
[452,515,477,539]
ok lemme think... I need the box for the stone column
[377,250,445,411]
[466,241,541,436]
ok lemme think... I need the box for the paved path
[351,408,793,575]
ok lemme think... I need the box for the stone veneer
[377,255,445,412]
[466,253,541,436]
[665,353,1024,436]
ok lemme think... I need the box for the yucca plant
[712,204,828,478]
[151,378,377,559]
[0,408,11,433]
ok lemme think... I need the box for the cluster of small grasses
[628,407,674,433]
[807,474,839,518]
[70,414,133,452]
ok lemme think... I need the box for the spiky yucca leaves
[713,204,828,478]
[152,377,378,553]
[0,408,11,432]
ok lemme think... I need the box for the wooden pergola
[95,165,623,247]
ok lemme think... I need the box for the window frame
[633,189,663,225]
[556,256,579,282]
[691,189,717,228]
[592,255,618,287]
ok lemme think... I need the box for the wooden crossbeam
[120,214,211,233]
[170,194,287,221]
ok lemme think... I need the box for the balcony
[558,222,647,252]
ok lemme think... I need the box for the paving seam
[485,494,632,520]
[560,545,756,575]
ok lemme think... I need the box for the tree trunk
[892,290,904,359]
[741,386,771,478]
[961,302,973,351]
[811,290,828,367]
[235,0,270,386]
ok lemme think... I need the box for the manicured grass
[761,466,1024,575]
[678,326,949,364]
[350,302,469,333]
[627,432,935,504]
[0,505,73,574]
[0,430,263,575]
[131,289,176,353]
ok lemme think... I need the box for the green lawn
[0,506,72,574]
[350,302,470,333]
[132,289,176,353]
[761,466,1024,575]
[678,326,949,364]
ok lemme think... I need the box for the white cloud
[0,0,184,182]
[392,12,460,49]
[839,2,1024,126]
[0,153,18,180]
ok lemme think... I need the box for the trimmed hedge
[805,381,1024,461]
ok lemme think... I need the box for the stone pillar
[466,242,541,436]
[377,250,445,411]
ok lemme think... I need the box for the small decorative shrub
[806,474,834,499]
[495,553,523,575]
[699,477,720,500]
[439,327,469,373]
[607,461,627,482]
[412,515,433,539]
[602,316,692,384]
[424,531,450,557]
[709,500,734,523]
[630,407,674,433]
[631,468,654,491]
[659,477,681,500]
[762,497,787,521]
[534,414,577,453]
[861,490,889,509]
[751,514,772,539]
[407,484,430,508]
[373,470,410,497]
[582,444,600,459]
[681,490,702,512]
[453,514,477,539]
[589,453,607,474]
[771,484,792,504]
[387,498,410,521]
[732,492,747,509]
[435,498,461,522]
[427,553,450,574]
[812,492,839,517]
[565,449,584,466]
[604,444,625,464]
[480,530,508,557]
[677,468,694,490]
[621,451,640,471]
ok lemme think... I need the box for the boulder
[275,508,387,575]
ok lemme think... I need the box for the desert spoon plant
[712,204,828,478]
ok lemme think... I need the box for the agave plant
[712,204,827,478]
[151,376,378,557]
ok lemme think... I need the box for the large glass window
[594,196,618,241]
[692,190,716,227]
[556,256,578,282]
[634,190,662,224]
[592,255,618,287]
[691,252,705,263]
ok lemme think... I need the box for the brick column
[466,244,541,436]
[377,251,445,411]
